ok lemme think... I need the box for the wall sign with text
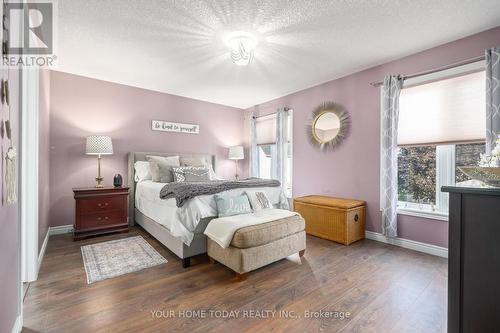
[151,120,199,134]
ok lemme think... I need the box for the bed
[127,152,288,268]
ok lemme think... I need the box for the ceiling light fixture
[226,31,258,66]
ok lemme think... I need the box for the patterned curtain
[486,46,500,154]
[381,75,403,238]
[249,112,259,177]
[276,108,290,210]
[275,108,289,188]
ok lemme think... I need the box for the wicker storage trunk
[293,195,366,245]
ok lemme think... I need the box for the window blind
[397,71,486,146]
[256,114,277,145]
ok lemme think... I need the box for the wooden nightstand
[73,187,130,240]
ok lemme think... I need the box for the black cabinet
[442,186,500,333]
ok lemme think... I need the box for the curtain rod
[369,55,485,87]
[252,107,290,119]
[252,113,276,120]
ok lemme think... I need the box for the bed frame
[127,152,217,268]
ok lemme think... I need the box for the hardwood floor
[23,227,447,333]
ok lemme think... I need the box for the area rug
[81,236,167,284]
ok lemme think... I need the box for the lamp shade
[85,135,113,155]
[228,146,244,160]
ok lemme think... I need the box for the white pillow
[134,161,152,182]
[245,190,272,211]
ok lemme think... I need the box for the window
[255,111,293,197]
[396,65,486,219]
[258,144,275,179]
[397,143,485,215]
[398,145,436,207]
[455,143,486,183]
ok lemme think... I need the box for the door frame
[20,67,39,282]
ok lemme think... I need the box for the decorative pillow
[180,156,207,167]
[180,156,220,180]
[172,166,212,182]
[245,190,272,211]
[146,155,180,183]
[215,194,252,217]
[134,161,152,182]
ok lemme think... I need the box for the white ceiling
[55,0,500,109]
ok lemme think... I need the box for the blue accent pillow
[215,194,252,217]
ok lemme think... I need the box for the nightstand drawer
[80,211,126,230]
[80,196,124,214]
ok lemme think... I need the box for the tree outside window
[397,143,485,211]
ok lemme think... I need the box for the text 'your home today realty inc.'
[151,309,351,320]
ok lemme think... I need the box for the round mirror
[313,112,341,143]
[308,101,350,151]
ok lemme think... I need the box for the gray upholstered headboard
[127,152,216,225]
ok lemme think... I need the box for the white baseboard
[11,314,22,333]
[35,225,73,275]
[365,231,448,258]
[37,230,49,271]
[49,224,74,235]
[34,226,73,278]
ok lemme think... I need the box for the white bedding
[135,180,289,245]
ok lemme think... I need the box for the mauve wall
[49,71,245,227]
[250,26,500,248]
[0,68,20,333]
[39,69,51,251]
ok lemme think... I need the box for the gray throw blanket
[160,178,281,207]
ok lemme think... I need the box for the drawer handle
[105,216,109,220]
[354,214,359,222]
[97,217,102,221]
[97,216,109,221]
[97,202,109,208]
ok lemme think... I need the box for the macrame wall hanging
[5,146,16,204]
[1,0,17,206]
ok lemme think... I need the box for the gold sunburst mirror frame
[307,101,351,151]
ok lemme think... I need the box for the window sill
[397,208,448,222]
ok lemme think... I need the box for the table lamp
[228,145,244,180]
[86,135,113,187]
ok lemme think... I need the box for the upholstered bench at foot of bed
[207,215,306,281]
